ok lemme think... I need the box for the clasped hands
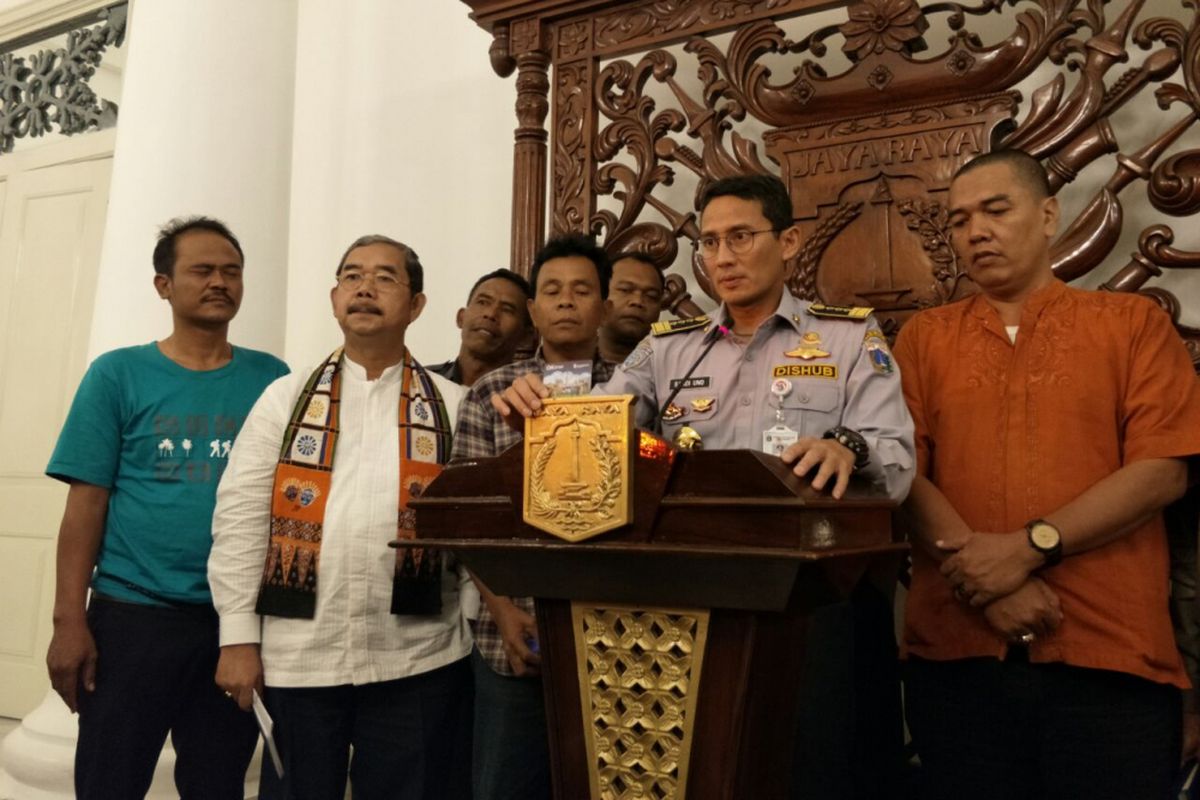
[937,530,1061,641]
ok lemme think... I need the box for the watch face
[1030,522,1060,550]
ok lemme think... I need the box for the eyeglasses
[336,270,410,293]
[695,229,779,259]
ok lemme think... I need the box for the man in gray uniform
[497,174,913,498]
[603,287,910,499]
[494,174,914,797]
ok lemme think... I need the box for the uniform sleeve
[45,356,123,489]
[892,319,931,478]
[842,316,915,502]
[209,375,297,646]
[594,336,660,429]
[1122,301,1200,464]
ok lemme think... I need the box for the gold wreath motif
[529,421,623,535]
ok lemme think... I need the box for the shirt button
[740,396,751,406]
[798,393,810,403]
[745,352,754,362]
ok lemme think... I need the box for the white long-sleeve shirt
[209,356,470,687]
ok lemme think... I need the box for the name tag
[669,376,711,390]
[772,364,838,379]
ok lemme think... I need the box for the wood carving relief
[465,0,1200,360]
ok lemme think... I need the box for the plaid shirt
[451,350,615,675]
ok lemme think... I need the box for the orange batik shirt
[893,279,1200,688]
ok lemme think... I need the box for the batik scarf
[255,348,453,619]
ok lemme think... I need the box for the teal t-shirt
[46,343,289,605]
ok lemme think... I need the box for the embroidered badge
[807,303,873,320]
[772,364,839,379]
[863,331,894,375]
[866,341,894,374]
[690,397,715,413]
[318,366,335,386]
[621,339,653,372]
[784,330,830,359]
[662,402,686,422]
[651,315,710,337]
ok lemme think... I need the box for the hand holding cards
[542,360,594,397]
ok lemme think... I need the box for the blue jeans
[259,656,472,800]
[471,647,551,800]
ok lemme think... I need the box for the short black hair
[530,233,612,300]
[466,268,532,304]
[954,149,1050,198]
[699,174,794,232]
[336,234,423,294]
[153,216,243,276]
[610,252,665,291]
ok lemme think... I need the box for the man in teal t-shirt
[44,216,288,800]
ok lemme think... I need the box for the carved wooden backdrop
[462,0,1200,359]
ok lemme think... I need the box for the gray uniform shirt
[596,289,915,501]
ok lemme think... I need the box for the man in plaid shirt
[451,233,615,800]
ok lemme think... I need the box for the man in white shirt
[208,234,471,800]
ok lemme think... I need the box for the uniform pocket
[778,383,842,437]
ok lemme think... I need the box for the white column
[1,2,294,797]
[286,0,514,368]
[88,0,298,360]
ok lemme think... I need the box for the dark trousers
[471,647,551,800]
[791,582,906,800]
[259,656,472,800]
[76,595,258,800]
[905,654,1182,800]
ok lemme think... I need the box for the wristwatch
[1025,518,1063,567]
[823,426,869,472]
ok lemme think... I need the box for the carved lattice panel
[465,0,1200,361]
[572,603,710,800]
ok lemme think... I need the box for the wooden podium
[408,431,904,800]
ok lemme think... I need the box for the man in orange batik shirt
[894,149,1200,800]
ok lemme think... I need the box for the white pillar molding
[0,0,114,44]
[0,690,262,799]
[0,693,189,799]
[87,0,298,361]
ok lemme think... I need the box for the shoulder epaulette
[651,315,710,337]
[807,303,873,321]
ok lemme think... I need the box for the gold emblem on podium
[523,395,635,542]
